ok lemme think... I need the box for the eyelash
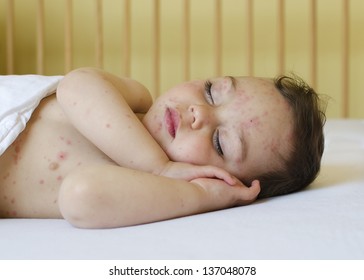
[204,80,223,157]
[213,129,224,157]
[204,80,214,105]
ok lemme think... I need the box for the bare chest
[0,96,115,217]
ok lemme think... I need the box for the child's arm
[56,67,159,172]
[57,68,235,184]
[59,164,260,228]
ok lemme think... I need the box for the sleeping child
[0,68,326,228]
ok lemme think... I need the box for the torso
[0,95,116,218]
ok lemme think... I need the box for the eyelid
[213,129,224,156]
[204,80,214,105]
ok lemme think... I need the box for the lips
[165,108,179,138]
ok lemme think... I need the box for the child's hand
[191,177,261,208]
[158,161,236,185]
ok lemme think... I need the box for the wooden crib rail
[2,0,356,118]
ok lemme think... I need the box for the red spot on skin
[57,151,68,160]
[13,154,19,165]
[2,172,10,180]
[11,198,15,204]
[14,145,20,154]
[11,210,17,216]
[243,116,260,130]
[154,123,162,134]
[269,140,280,153]
[60,136,72,145]
[57,175,63,181]
[12,145,22,165]
[39,179,45,185]
[106,123,111,128]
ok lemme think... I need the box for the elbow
[58,170,106,229]
[56,67,97,105]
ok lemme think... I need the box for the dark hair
[256,74,327,199]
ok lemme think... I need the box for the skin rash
[142,76,294,182]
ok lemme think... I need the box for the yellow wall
[1,0,364,118]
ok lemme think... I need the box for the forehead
[234,76,276,92]
[209,76,281,104]
[221,76,288,115]
[222,76,293,180]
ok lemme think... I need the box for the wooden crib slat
[183,0,190,81]
[65,0,73,73]
[215,0,222,77]
[342,0,349,118]
[153,0,160,97]
[37,0,45,74]
[95,0,103,69]
[122,0,131,77]
[4,0,354,118]
[246,0,254,76]
[6,0,15,74]
[277,0,285,75]
[310,0,317,90]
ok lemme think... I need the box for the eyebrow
[239,131,248,162]
[226,76,237,90]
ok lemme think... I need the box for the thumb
[249,180,261,198]
[237,180,261,205]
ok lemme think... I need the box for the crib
[1,0,362,118]
[1,0,364,262]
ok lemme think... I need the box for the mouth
[165,107,179,138]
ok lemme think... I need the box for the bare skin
[0,95,258,227]
[0,95,115,218]
[0,68,291,228]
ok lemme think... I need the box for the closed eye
[204,80,214,105]
[213,129,224,156]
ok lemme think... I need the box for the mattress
[1,119,363,260]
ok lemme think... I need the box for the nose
[189,104,214,129]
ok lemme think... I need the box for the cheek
[143,113,162,139]
[262,138,279,153]
[143,100,166,132]
[167,138,210,165]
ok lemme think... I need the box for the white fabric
[0,75,63,155]
[0,119,363,260]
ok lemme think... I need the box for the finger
[235,180,260,206]
[209,168,236,185]
[247,180,261,200]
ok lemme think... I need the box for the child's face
[143,76,294,181]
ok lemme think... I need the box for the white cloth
[0,75,63,155]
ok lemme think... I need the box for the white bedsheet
[1,119,363,260]
[0,75,62,156]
